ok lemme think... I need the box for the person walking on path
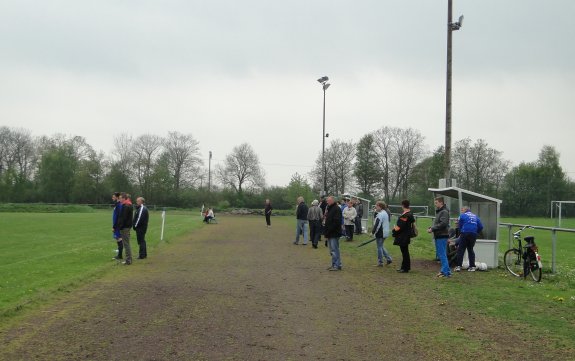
[372,201,392,267]
[294,196,309,245]
[264,199,273,227]
[133,196,149,260]
[324,196,343,271]
[427,197,451,278]
[112,192,123,260]
[307,200,323,249]
[343,199,357,241]
[455,206,484,272]
[392,200,415,273]
[115,193,134,265]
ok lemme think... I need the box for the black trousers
[354,216,362,234]
[136,228,147,259]
[265,214,271,226]
[400,244,411,271]
[309,220,321,247]
[116,239,123,259]
[345,225,354,241]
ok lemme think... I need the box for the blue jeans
[328,237,341,268]
[295,219,308,244]
[435,237,451,275]
[376,237,392,264]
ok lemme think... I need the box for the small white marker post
[161,207,166,241]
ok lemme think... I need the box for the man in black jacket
[294,196,309,245]
[324,196,343,271]
[115,193,134,265]
[133,197,149,260]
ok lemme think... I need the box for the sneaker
[454,266,461,272]
[386,259,392,265]
[437,273,450,278]
[122,261,132,265]
[468,266,477,272]
[113,256,123,260]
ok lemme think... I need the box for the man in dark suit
[133,196,149,260]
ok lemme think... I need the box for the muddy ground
[0,216,571,360]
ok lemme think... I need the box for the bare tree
[453,138,509,196]
[310,139,355,196]
[163,131,202,191]
[133,134,163,196]
[111,133,134,176]
[218,143,265,193]
[390,128,426,200]
[0,127,36,179]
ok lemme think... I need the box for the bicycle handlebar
[512,225,533,238]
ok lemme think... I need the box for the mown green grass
[0,210,201,321]
[341,216,575,349]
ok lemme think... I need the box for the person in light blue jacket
[372,201,392,266]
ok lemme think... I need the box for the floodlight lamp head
[458,15,464,27]
[317,76,329,83]
[323,83,331,91]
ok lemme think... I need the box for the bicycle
[503,226,543,282]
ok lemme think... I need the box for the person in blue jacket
[455,206,484,272]
[112,192,123,260]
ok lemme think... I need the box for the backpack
[410,220,418,238]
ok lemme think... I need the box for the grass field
[343,216,575,346]
[1,212,574,349]
[0,210,201,321]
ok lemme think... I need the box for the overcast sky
[1,0,574,187]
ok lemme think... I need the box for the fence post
[551,229,557,274]
[508,225,513,249]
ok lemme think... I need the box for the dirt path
[0,216,569,360]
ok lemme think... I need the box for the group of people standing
[291,196,364,248]
[270,194,483,277]
[112,192,149,265]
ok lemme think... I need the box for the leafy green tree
[36,144,77,202]
[501,146,570,216]
[284,173,315,207]
[408,146,445,205]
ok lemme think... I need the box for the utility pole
[208,151,212,192]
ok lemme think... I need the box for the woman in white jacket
[343,199,357,241]
[372,201,392,266]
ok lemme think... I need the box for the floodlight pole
[322,85,327,195]
[444,0,454,181]
[444,0,463,182]
[318,76,330,196]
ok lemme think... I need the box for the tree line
[1,126,573,216]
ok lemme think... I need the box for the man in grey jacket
[427,197,451,277]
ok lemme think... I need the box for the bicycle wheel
[526,256,542,282]
[504,248,522,277]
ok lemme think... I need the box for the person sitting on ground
[203,208,215,223]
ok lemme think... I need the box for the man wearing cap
[307,200,323,249]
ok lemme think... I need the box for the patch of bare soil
[0,216,571,360]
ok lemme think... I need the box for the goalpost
[550,201,575,228]
[388,205,429,216]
